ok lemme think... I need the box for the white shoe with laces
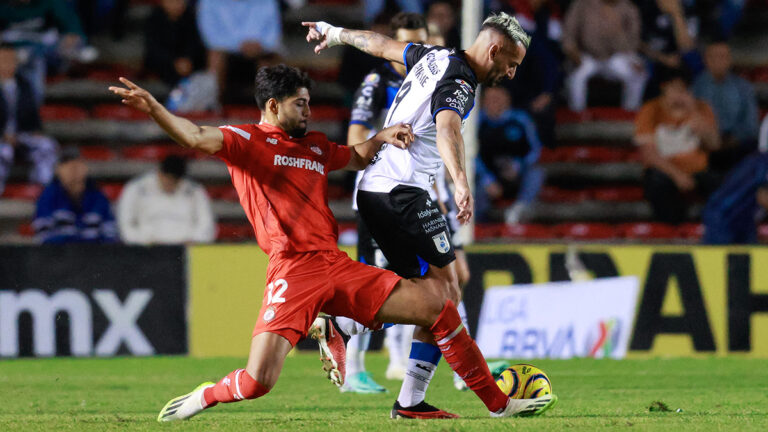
[490,394,558,418]
[157,382,214,422]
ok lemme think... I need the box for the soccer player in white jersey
[305,12,529,418]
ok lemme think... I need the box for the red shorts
[252,249,402,346]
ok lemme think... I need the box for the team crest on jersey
[263,306,277,323]
[454,79,474,94]
[364,73,380,85]
[310,146,323,155]
[432,231,450,254]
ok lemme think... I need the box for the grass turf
[0,353,766,431]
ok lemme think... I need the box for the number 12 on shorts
[267,279,287,305]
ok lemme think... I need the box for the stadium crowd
[1,0,767,244]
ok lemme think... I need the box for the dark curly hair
[254,65,313,110]
[390,12,427,33]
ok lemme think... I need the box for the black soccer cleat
[390,400,460,419]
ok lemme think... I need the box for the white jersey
[358,43,478,194]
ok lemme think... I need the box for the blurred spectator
[364,0,423,26]
[0,0,94,105]
[338,14,390,102]
[761,112,768,154]
[562,0,646,111]
[197,0,282,104]
[639,0,704,97]
[427,0,461,48]
[117,155,215,245]
[32,147,118,244]
[635,68,721,225]
[702,152,768,244]
[476,87,544,224]
[692,40,759,169]
[0,43,58,196]
[143,0,206,88]
[500,0,562,147]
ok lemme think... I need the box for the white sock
[453,302,470,381]
[397,341,441,407]
[345,334,364,378]
[334,316,368,336]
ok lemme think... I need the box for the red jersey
[217,123,351,256]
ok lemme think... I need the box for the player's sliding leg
[389,263,461,418]
[157,332,292,422]
[374,278,558,418]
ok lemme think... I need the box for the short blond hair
[482,12,531,49]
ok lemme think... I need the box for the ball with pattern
[495,364,552,399]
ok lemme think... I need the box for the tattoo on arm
[340,29,389,57]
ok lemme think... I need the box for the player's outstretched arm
[435,110,473,224]
[345,123,413,171]
[303,21,408,64]
[108,77,223,155]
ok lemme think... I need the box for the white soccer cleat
[157,382,214,422]
[490,394,558,418]
[309,316,346,387]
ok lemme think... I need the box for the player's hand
[377,123,413,149]
[108,77,158,115]
[302,22,330,54]
[454,182,474,225]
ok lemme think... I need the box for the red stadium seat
[556,223,619,240]
[539,186,590,203]
[92,104,148,121]
[475,224,504,241]
[217,223,253,241]
[99,183,124,201]
[503,223,557,240]
[40,105,89,121]
[559,146,632,163]
[590,186,644,202]
[122,145,195,161]
[537,148,561,163]
[223,105,261,120]
[17,223,34,236]
[311,105,350,122]
[677,223,704,240]
[304,66,341,81]
[589,107,637,121]
[621,222,678,240]
[79,146,117,161]
[2,184,42,200]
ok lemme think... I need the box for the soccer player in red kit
[109,65,556,422]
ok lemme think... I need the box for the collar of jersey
[258,122,290,139]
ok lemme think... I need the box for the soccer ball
[495,364,552,399]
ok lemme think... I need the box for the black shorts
[357,185,456,279]
[356,212,390,269]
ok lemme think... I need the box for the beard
[287,126,307,138]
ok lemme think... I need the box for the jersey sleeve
[403,43,438,73]
[431,77,476,122]
[350,71,387,128]
[216,124,253,165]
[327,141,352,171]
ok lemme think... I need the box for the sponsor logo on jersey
[364,73,380,85]
[417,207,440,219]
[432,231,450,254]
[310,146,323,155]
[263,306,276,322]
[454,79,474,94]
[266,137,278,145]
[273,154,325,174]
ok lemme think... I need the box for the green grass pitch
[1,353,767,431]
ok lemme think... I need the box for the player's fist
[302,21,341,54]
[108,77,158,115]
[377,123,413,149]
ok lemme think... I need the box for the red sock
[430,300,508,413]
[202,368,269,408]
